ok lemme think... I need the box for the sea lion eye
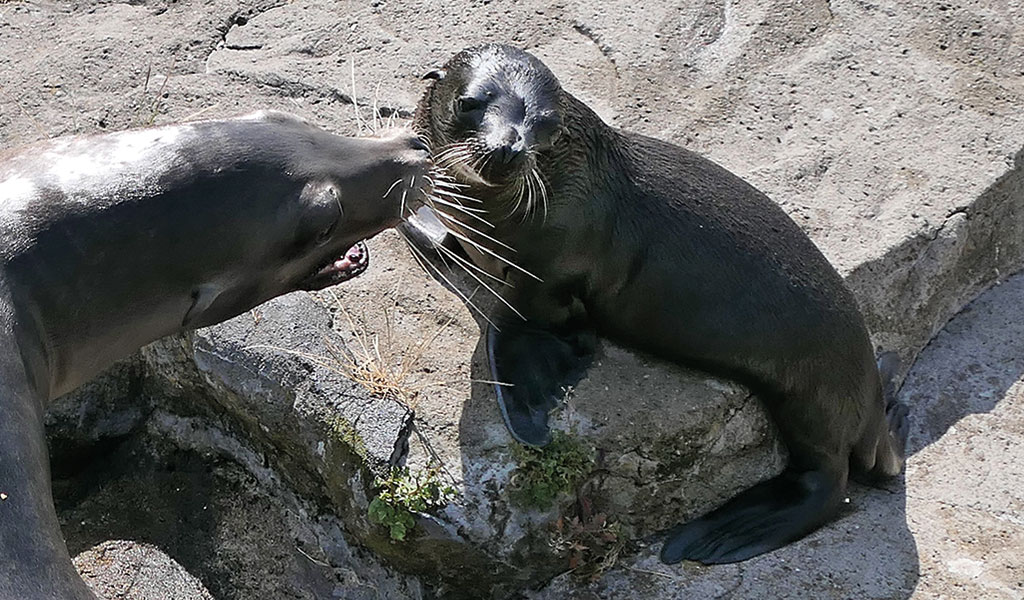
[456,97,486,114]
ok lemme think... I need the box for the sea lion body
[0,111,429,599]
[414,45,908,564]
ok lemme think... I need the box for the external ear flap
[422,69,446,81]
[182,283,225,329]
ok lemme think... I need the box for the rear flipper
[878,350,909,469]
[487,319,596,447]
[853,352,910,483]
[659,468,846,564]
[886,398,910,461]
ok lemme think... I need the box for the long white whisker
[521,173,535,223]
[535,167,550,223]
[400,231,496,327]
[429,205,498,236]
[436,245,524,319]
[441,227,542,282]
[436,243,513,288]
[400,179,409,217]
[433,212,515,252]
[383,177,404,199]
[427,194,490,216]
[509,176,526,220]
[430,186,484,204]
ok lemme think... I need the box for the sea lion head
[174,114,433,328]
[415,44,565,192]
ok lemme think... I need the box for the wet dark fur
[414,44,908,565]
[0,113,429,599]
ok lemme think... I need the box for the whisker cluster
[398,136,548,322]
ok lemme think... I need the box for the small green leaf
[389,522,408,541]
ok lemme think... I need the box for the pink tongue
[335,245,365,271]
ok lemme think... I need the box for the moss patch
[324,415,368,461]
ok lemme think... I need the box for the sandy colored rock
[0,0,1021,598]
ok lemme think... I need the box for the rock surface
[1,0,1022,598]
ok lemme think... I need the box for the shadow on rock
[901,270,1024,456]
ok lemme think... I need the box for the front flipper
[660,468,845,564]
[487,319,595,447]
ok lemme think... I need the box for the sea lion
[0,111,430,600]
[412,44,909,565]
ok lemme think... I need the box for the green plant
[368,466,457,541]
[510,431,595,509]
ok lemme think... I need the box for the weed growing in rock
[368,466,457,541]
[509,431,595,510]
[319,288,458,412]
[135,58,176,127]
[550,496,625,582]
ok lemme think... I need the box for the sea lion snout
[373,127,433,166]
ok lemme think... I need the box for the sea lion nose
[500,130,525,164]
[409,136,430,153]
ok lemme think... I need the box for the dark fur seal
[0,111,429,600]
[413,45,909,564]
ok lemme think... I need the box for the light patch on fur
[235,110,305,126]
[0,176,38,213]
[43,126,187,200]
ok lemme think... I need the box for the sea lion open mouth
[301,241,370,290]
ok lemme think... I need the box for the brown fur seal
[0,111,430,599]
[412,44,909,564]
